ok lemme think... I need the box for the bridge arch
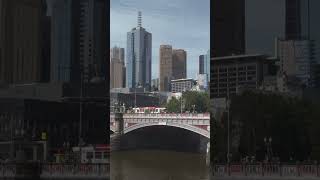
[123,122,210,139]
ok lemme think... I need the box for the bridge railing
[212,163,320,177]
[122,113,210,119]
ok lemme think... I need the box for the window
[95,152,102,159]
[86,152,93,159]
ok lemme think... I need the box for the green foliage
[182,91,210,113]
[165,91,210,113]
[165,97,181,113]
[223,90,320,162]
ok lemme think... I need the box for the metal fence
[0,163,110,179]
[213,163,320,177]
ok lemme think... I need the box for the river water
[110,150,209,180]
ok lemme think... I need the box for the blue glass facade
[126,26,152,90]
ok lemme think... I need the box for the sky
[110,0,210,79]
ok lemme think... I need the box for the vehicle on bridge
[132,107,166,114]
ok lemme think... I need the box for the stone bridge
[110,113,210,139]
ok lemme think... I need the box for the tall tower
[126,11,152,91]
[110,46,125,88]
[0,0,44,84]
[159,45,173,92]
[172,49,187,80]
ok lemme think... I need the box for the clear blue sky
[110,0,210,79]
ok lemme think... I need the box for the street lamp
[264,136,272,162]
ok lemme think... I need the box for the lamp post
[264,137,272,162]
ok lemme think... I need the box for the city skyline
[110,0,210,79]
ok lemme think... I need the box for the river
[110,150,209,180]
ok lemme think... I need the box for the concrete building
[172,49,187,80]
[50,0,73,82]
[50,0,108,84]
[199,50,210,84]
[171,78,195,93]
[159,45,173,92]
[0,0,45,84]
[277,39,315,87]
[199,55,205,74]
[212,0,245,57]
[78,0,108,83]
[210,54,277,98]
[159,45,187,92]
[151,78,159,91]
[110,47,125,88]
[126,11,152,91]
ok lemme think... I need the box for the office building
[0,0,45,84]
[199,55,205,74]
[245,0,286,56]
[172,49,187,80]
[277,39,315,87]
[171,79,195,93]
[212,0,245,57]
[211,54,277,98]
[159,45,173,92]
[78,0,108,83]
[110,47,125,88]
[159,45,187,92]
[51,0,108,84]
[51,0,73,82]
[199,50,210,83]
[126,11,152,91]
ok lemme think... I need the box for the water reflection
[111,150,209,180]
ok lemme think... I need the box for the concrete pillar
[33,146,37,161]
[115,113,124,134]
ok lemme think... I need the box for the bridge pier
[111,112,124,151]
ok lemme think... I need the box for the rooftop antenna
[138,11,142,27]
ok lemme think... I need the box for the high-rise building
[159,45,173,92]
[199,50,210,84]
[245,0,286,56]
[51,0,107,84]
[78,0,107,83]
[51,0,73,82]
[159,45,187,92]
[126,11,152,91]
[172,49,187,80]
[199,55,205,74]
[212,0,245,57]
[277,39,315,87]
[110,47,125,88]
[0,0,45,84]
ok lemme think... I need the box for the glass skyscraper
[126,12,152,91]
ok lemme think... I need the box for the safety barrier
[213,163,320,177]
[0,163,109,178]
[41,163,109,178]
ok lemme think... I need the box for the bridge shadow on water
[115,126,209,154]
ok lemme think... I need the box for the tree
[165,97,180,113]
[182,91,210,113]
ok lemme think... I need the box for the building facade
[159,45,187,92]
[110,47,125,88]
[277,39,315,87]
[211,54,277,98]
[171,79,195,93]
[172,49,187,80]
[159,45,173,92]
[212,0,245,57]
[126,11,152,91]
[51,0,73,82]
[0,0,44,84]
[51,0,108,84]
